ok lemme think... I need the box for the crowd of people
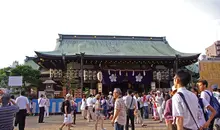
[1,69,220,130]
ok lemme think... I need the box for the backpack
[198,98,207,120]
[205,91,220,118]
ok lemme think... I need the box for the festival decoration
[83,70,88,81]
[97,71,103,82]
[135,73,143,82]
[109,74,117,82]
[143,70,146,76]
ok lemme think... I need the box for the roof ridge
[58,34,166,41]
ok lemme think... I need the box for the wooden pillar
[174,54,179,73]
[168,69,171,87]
[80,52,85,97]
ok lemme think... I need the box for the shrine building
[32,34,200,97]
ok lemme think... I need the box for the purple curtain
[102,70,153,84]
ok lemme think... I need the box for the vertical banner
[98,83,102,93]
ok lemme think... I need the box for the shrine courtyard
[14,115,166,130]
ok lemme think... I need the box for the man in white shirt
[172,70,200,130]
[44,96,50,118]
[15,91,31,130]
[86,94,95,122]
[38,94,46,123]
[125,89,137,130]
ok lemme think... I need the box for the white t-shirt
[80,98,87,110]
[38,98,46,107]
[15,95,29,110]
[198,98,209,127]
[172,87,200,130]
[86,97,94,107]
[200,90,212,103]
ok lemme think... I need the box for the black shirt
[64,100,71,114]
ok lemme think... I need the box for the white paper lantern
[97,71,103,82]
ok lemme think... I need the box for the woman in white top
[80,95,87,119]
[191,87,216,129]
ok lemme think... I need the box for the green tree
[10,65,40,88]
[0,67,11,88]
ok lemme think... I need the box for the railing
[31,98,82,114]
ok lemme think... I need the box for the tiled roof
[35,34,199,58]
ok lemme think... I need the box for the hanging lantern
[108,70,111,75]
[93,71,97,80]
[58,70,62,78]
[119,70,121,76]
[88,70,92,80]
[97,71,103,82]
[54,69,58,78]
[73,70,77,78]
[50,69,54,78]
[78,70,82,77]
[143,70,146,76]
[132,70,135,76]
[83,70,88,81]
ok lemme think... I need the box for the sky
[0,0,220,68]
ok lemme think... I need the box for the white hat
[66,93,71,98]
[156,90,160,93]
[172,86,177,91]
[109,91,112,94]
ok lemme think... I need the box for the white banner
[8,76,23,86]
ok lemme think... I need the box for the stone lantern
[42,79,56,98]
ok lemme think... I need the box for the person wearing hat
[59,94,72,130]
[0,94,19,130]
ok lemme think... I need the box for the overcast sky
[0,0,219,68]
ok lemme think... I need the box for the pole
[175,54,179,73]
[80,52,84,97]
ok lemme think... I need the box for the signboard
[151,82,156,90]
[98,83,102,93]
[8,76,23,86]
[199,61,220,88]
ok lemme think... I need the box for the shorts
[63,114,73,124]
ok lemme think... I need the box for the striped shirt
[0,105,19,130]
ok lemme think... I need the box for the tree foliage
[10,65,41,87]
[0,67,11,88]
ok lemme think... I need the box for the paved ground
[14,115,166,130]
